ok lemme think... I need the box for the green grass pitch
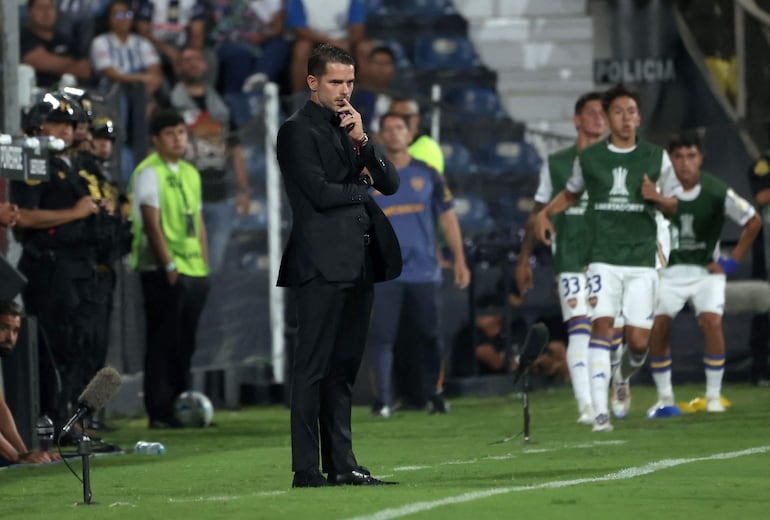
[2,383,769,519]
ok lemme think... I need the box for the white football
[173,390,214,427]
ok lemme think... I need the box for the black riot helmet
[90,117,117,141]
[61,86,96,123]
[22,92,78,135]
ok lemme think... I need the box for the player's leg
[614,267,659,417]
[693,274,727,412]
[646,273,688,416]
[585,263,623,431]
[558,272,593,423]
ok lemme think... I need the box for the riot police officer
[12,93,100,434]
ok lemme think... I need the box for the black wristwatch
[359,174,372,187]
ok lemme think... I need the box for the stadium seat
[496,195,535,228]
[413,35,480,70]
[452,193,497,235]
[440,140,476,177]
[378,0,457,15]
[443,87,506,120]
[477,139,543,177]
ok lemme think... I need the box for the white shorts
[586,262,658,329]
[558,272,588,321]
[655,266,726,317]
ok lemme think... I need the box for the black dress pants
[140,271,210,422]
[290,275,374,474]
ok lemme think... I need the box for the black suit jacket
[276,100,402,287]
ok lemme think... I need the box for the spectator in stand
[134,0,206,82]
[170,47,252,272]
[56,0,107,58]
[91,0,164,181]
[388,97,444,174]
[210,0,291,94]
[90,0,163,96]
[286,0,366,94]
[0,300,63,467]
[351,43,396,134]
[20,0,92,88]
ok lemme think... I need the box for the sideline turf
[2,384,769,519]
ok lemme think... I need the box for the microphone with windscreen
[61,367,122,434]
[513,322,550,385]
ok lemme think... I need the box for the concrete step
[502,94,577,123]
[454,0,587,19]
[497,67,594,94]
[475,40,593,70]
[470,17,593,42]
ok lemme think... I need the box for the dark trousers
[140,271,210,421]
[367,281,442,407]
[19,252,96,427]
[749,313,770,381]
[85,268,116,387]
[290,275,374,474]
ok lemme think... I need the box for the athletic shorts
[557,272,589,321]
[585,262,658,329]
[655,266,726,317]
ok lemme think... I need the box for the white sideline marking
[345,446,770,520]
[392,440,625,474]
[168,490,287,503]
[108,502,136,508]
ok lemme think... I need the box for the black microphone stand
[521,371,534,444]
[77,417,93,505]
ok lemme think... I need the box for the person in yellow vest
[129,108,210,429]
[388,97,444,174]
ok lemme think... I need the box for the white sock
[567,319,592,411]
[650,355,674,403]
[704,354,725,400]
[589,337,612,416]
[610,332,624,373]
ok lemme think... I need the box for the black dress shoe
[330,467,398,486]
[292,469,328,488]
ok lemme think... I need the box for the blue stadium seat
[362,0,386,15]
[496,195,535,228]
[413,35,480,70]
[452,193,497,234]
[375,0,456,15]
[444,87,506,119]
[477,139,543,176]
[440,140,476,176]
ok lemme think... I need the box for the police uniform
[748,152,770,384]
[12,152,97,429]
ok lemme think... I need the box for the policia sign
[0,141,50,182]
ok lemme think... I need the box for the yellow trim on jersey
[383,203,426,217]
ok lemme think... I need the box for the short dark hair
[379,112,409,129]
[369,44,395,63]
[667,132,702,153]
[149,108,185,136]
[307,43,355,78]
[0,300,24,318]
[601,84,642,113]
[574,91,603,115]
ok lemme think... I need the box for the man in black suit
[277,43,402,488]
